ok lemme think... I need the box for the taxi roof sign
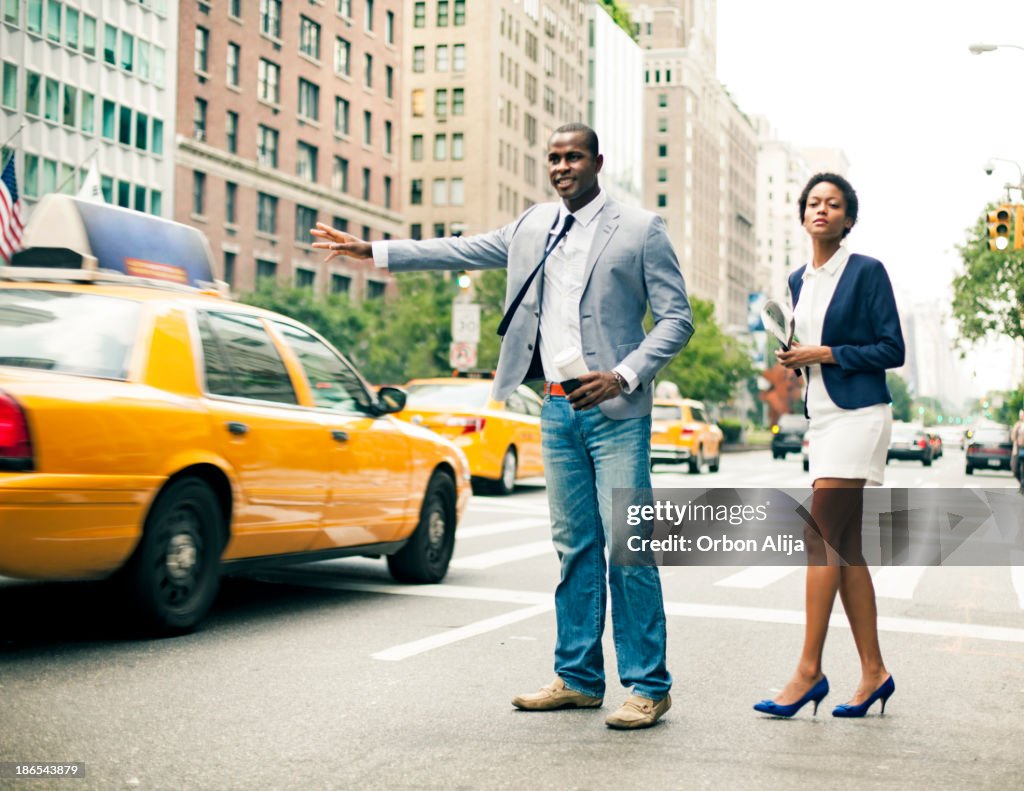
[13,195,216,288]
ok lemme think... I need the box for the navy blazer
[788,253,905,413]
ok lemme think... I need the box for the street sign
[450,342,477,370]
[452,303,481,344]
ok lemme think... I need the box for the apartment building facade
[174,0,402,297]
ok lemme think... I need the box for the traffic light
[1015,205,1024,251]
[987,204,1012,251]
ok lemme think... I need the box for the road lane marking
[450,540,554,570]
[465,503,550,517]
[372,603,554,661]
[872,566,927,599]
[457,518,549,540]
[714,566,800,589]
[1012,552,1024,609]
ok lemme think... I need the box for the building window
[331,274,351,295]
[411,135,425,161]
[658,144,668,157]
[195,26,209,73]
[433,223,445,238]
[453,44,466,72]
[410,224,422,240]
[295,205,317,243]
[103,23,116,65]
[332,156,349,192]
[225,181,237,224]
[296,141,318,182]
[227,42,240,86]
[410,179,423,205]
[657,168,667,183]
[257,192,277,234]
[412,46,424,73]
[121,32,134,72]
[226,111,239,153]
[384,120,392,155]
[411,88,425,117]
[434,134,446,161]
[193,98,207,141]
[363,110,372,146]
[413,1,425,27]
[435,88,447,118]
[134,110,147,150]
[361,167,371,201]
[385,10,394,44]
[192,170,206,215]
[437,0,448,26]
[454,0,465,25]
[367,280,386,299]
[658,93,668,108]
[81,91,95,134]
[229,0,241,19]
[256,259,277,283]
[436,45,449,72]
[451,178,464,206]
[334,96,350,135]
[82,14,96,57]
[432,178,447,206]
[364,53,373,88]
[223,251,236,286]
[299,16,321,60]
[258,58,280,104]
[524,112,537,145]
[62,85,77,128]
[257,124,279,167]
[383,176,392,209]
[259,0,281,39]
[298,78,319,121]
[385,65,394,99]
[364,0,373,31]
[657,194,667,208]
[451,133,464,160]
[100,99,115,138]
[658,118,668,133]
[152,118,163,156]
[43,76,58,122]
[336,0,351,18]
[334,37,350,76]
[118,105,131,145]
[295,269,315,290]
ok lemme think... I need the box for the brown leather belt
[544,381,568,397]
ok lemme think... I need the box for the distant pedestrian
[312,123,693,729]
[755,173,905,719]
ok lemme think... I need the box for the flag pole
[1,121,26,169]
[56,146,99,194]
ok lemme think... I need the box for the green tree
[952,206,1024,346]
[886,372,912,422]
[597,0,636,40]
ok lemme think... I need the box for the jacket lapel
[581,200,620,292]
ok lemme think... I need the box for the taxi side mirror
[375,386,407,414]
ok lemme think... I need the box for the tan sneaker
[605,694,672,729]
[511,677,603,711]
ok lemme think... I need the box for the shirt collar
[802,244,850,279]
[557,189,607,230]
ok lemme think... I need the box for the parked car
[398,375,544,494]
[650,398,723,474]
[886,424,933,466]
[771,413,809,459]
[923,429,943,459]
[0,196,471,633]
[965,427,1013,475]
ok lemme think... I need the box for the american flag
[1,155,26,265]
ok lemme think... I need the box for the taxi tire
[121,478,223,635]
[388,472,456,584]
[688,446,704,475]
[493,448,518,496]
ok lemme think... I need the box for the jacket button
[527,344,533,350]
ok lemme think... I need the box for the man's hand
[567,371,623,411]
[775,341,834,369]
[310,222,373,262]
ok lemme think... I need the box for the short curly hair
[798,173,858,238]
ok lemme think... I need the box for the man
[312,123,693,729]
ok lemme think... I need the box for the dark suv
[772,414,809,459]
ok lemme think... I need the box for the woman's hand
[775,341,835,369]
[310,222,373,262]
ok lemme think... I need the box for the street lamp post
[985,157,1024,198]
[968,42,1024,55]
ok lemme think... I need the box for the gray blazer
[385,198,693,419]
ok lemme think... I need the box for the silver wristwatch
[612,371,628,393]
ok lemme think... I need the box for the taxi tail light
[444,416,486,434]
[680,427,696,437]
[917,439,927,449]
[0,392,34,471]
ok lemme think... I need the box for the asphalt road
[1,448,1022,790]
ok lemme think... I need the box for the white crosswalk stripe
[871,566,928,599]
[450,540,554,570]
[457,518,548,540]
[714,566,801,589]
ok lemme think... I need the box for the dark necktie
[496,214,575,337]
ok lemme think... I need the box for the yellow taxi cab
[0,196,471,633]
[650,398,723,474]
[396,374,544,495]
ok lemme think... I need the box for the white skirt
[806,402,892,485]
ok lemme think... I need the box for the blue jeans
[541,395,671,700]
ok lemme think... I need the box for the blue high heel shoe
[832,675,895,718]
[753,676,829,718]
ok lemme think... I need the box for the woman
[753,173,904,719]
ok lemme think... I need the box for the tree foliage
[952,207,1024,346]
[886,372,912,422]
[597,0,636,41]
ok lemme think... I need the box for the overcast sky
[716,0,1024,397]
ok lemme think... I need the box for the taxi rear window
[405,383,491,409]
[0,289,140,380]
[652,405,681,421]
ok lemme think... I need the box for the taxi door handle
[226,421,249,436]
[331,430,349,443]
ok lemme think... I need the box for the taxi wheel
[688,446,704,475]
[493,448,518,496]
[388,472,456,584]
[122,478,223,634]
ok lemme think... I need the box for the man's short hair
[551,123,599,158]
